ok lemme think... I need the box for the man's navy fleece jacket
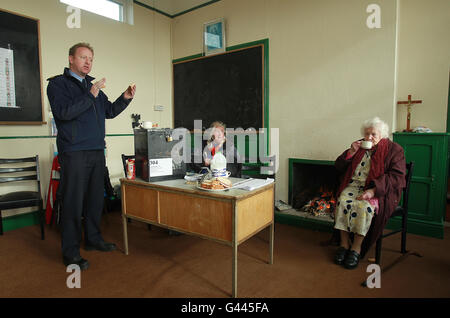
[47,67,131,154]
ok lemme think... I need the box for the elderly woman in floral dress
[333,117,406,269]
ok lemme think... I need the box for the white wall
[0,0,173,216]
[1,0,449,213]
[396,0,450,132]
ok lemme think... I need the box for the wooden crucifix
[397,94,422,132]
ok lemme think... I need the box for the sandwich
[210,179,223,190]
[200,177,232,190]
[216,177,232,188]
[200,179,213,189]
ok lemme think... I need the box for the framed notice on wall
[0,8,45,125]
[203,18,226,56]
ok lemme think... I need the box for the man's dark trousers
[58,150,105,259]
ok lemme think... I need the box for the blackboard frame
[0,8,45,125]
[172,39,269,132]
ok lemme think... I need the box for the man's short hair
[69,43,94,56]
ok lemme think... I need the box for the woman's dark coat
[335,139,406,257]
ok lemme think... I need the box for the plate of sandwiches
[197,177,233,191]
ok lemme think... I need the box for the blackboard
[173,44,264,131]
[0,9,44,124]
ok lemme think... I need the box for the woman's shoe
[334,246,348,265]
[344,250,360,269]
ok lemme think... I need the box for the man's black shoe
[63,256,89,270]
[85,241,117,252]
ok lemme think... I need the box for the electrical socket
[154,105,164,111]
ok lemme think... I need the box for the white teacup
[361,140,373,149]
[142,121,153,129]
[212,168,231,178]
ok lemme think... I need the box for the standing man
[47,43,136,270]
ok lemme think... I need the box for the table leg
[269,222,274,265]
[232,241,237,298]
[122,214,129,255]
[232,202,237,298]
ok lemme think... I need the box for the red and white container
[126,159,136,180]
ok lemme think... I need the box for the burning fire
[301,187,336,217]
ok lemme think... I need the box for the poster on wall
[0,47,17,108]
[0,8,45,125]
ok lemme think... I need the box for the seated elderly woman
[333,117,406,269]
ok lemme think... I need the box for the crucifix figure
[397,94,422,132]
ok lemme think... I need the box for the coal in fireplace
[288,159,340,219]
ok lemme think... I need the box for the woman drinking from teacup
[333,117,406,269]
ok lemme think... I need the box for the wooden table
[120,177,275,297]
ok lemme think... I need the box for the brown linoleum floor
[0,210,449,298]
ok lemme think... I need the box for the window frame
[59,0,133,24]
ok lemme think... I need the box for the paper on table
[233,178,274,191]
[149,158,172,177]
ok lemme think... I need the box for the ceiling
[136,0,220,17]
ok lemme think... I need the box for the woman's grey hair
[361,117,389,138]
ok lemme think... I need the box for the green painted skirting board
[2,211,40,233]
[386,216,444,239]
[275,210,444,239]
[275,211,334,233]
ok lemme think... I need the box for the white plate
[196,184,231,192]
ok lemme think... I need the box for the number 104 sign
[149,158,173,177]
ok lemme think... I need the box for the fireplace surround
[275,158,339,232]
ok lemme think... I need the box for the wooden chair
[121,154,135,177]
[374,162,420,266]
[362,162,421,286]
[0,156,45,239]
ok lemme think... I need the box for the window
[60,0,133,24]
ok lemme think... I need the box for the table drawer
[122,184,158,222]
[159,191,232,242]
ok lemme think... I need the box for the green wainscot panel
[407,144,432,177]
[408,181,433,220]
[3,211,40,232]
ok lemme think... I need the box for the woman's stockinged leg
[350,234,365,254]
[340,230,350,249]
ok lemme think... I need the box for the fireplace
[288,158,340,222]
